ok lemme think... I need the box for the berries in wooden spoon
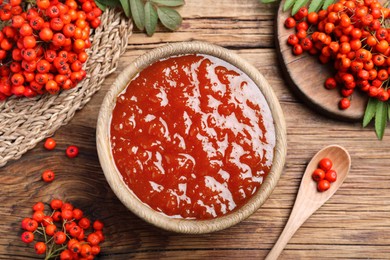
[312,157,337,192]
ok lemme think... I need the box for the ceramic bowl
[96,41,287,234]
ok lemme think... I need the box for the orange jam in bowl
[110,54,275,220]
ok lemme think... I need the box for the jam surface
[110,54,275,219]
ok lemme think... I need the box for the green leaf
[145,1,158,36]
[363,98,378,127]
[375,101,388,140]
[130,0,145,30]
[96,0,121,7]
[119,0,131,17]
[157,7,182,31]
[151,0,185,7]
[283,0,295,12]
[292,0,309,15]
[309,0,325,13]
[387,103,390,120]
[322,0,336,10]
[95,0,107,11]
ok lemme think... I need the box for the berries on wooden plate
[283,1,390,110]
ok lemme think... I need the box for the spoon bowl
[266,145,351,259]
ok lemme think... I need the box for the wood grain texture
[1,0,390,259]
[276,0,367,122]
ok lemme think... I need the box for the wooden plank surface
[1,0,390,259]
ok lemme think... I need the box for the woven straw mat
[0,8,133,167]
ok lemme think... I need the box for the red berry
[312,168,325,182]
[42,170,55,182]
[66,145,79,158]
[34,242,46,254]
[54,231,67,244]
[284,17,296,28]
[45,224,57,236]
[87,232,100,246]
[50,199,63,210]
[21,231,34,243]
[44,137,56,150]
[339,98,351,110]
[318,158,333,171]
[32,202,45,212]
[293,44,303,55]
[317,179,331,192]
[325,169,337,183]
[93,220,104,231]
[79,217,91,229]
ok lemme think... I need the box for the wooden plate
[276,1,367,122]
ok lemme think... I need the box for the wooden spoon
[265,145,351,260]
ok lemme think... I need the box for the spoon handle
[265,206,310,260]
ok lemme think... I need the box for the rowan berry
[69,225,82,238]
[66,145,79,158]
[312,168,325,182]
[78,217,90,229]
[24,218,38,231]
[44,137,56,150]
[318,158,332,171]
[339,98,351,110]
[21,231,34,244]
[60,249,73,260]
[87,232,100,246]
[45,224,57,236]
[325,169,337,183]
[32,202,45,212]
[287,34,299,46]
[54,231,67,244]
[294,7,308,20]
[317,179,331,192]
[42,170,55,182]
[93,220,104,230]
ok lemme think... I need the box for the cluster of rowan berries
[0,0,102,100]
[21,199,104,259]
[285,0,390,110]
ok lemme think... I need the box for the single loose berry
[66,145,79,158]
[44,138,56,150]
[42,170,55,182]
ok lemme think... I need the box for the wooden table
[1,0,390,259]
